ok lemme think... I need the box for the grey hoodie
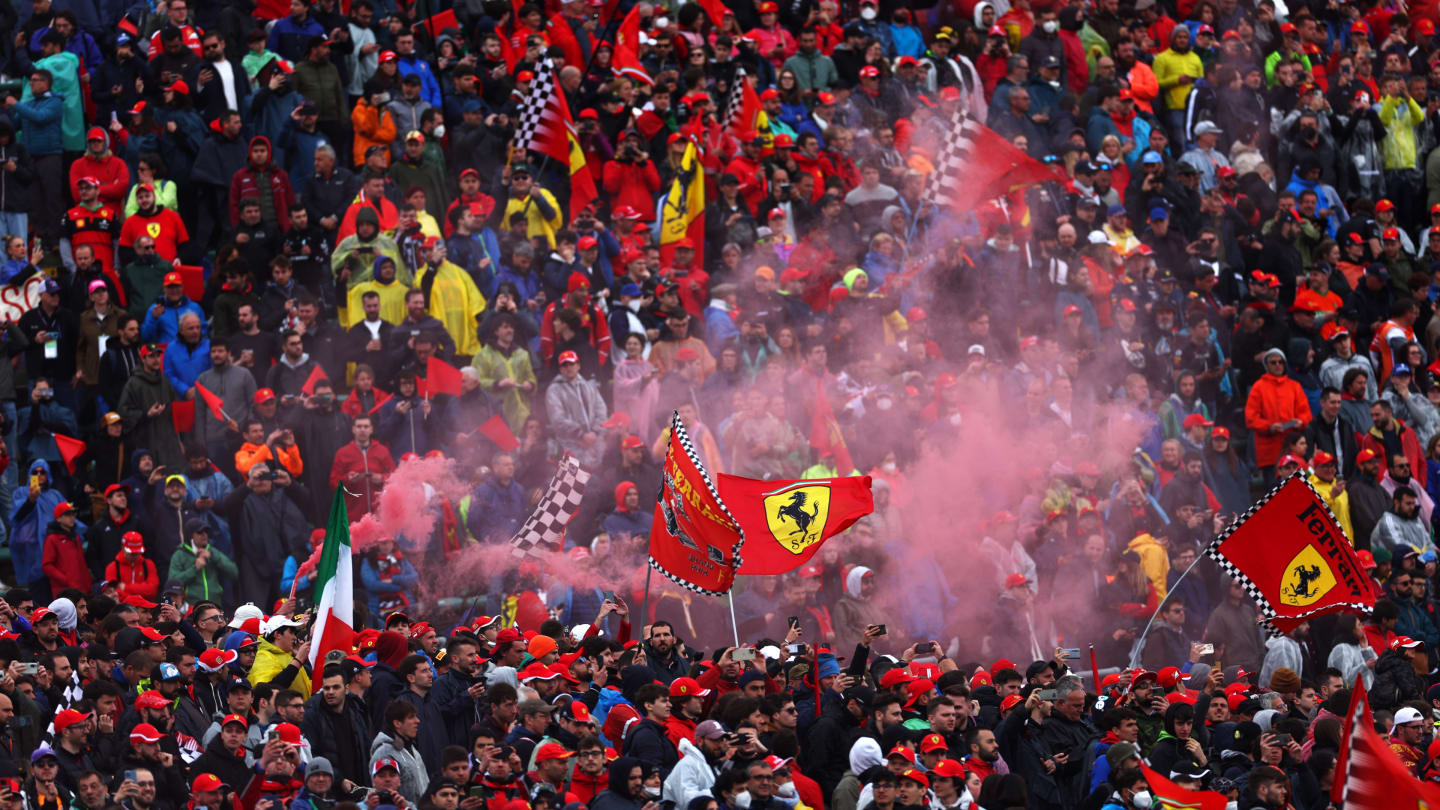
[369,731,426,803]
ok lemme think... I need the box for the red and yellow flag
[723,474,873,575]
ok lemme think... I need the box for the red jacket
[329,440,397,522]
[723,154,768,212]
[602,159,662,223]
[42,524,91,594]
[228,136,296,230]
[568,769,607,806]
[105,551,159,600]
[1358,420,1428,491]
[69,148,131,209]
[664,714,697,747]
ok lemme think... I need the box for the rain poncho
[414,259,486,356]
[8,460,67,586]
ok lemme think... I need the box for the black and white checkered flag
[922,108,983,210]
[39,671,83,744]
[511,58,558,156]
[510,453,591,558]
[723,64,748,132]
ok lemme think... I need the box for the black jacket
[189,735,252,795]
[621,717,678,777]
[300,692,371,785]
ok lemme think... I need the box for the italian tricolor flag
[309,488,355,668]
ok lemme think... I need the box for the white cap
[759,645,782,661]
[968,344,986,356]
[1087,230,1111,245]
[1395,706,1425,725]
[228,603,265,629]
[261,615,302,635]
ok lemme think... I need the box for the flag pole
[640,563,653,631]
[1128,551,1207,669]
[727,590,740,648]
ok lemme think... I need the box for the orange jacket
[350,101,396,168]
[1244,372,1312,467]
[234,442,303,478]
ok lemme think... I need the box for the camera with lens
[264,471,279,481]
[36,389,53,401]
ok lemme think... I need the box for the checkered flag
[922,107,983,210]
[723,64,747,131]
[511,58,558,156]
[510,453,591,558]
[39,671,83,744]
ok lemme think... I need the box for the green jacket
[168,541,238,604]
[293,58,347,121]
[782,50,838,92]
[386,154,449,221]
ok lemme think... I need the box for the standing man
[330,414,395,522]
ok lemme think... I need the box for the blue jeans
[0,213,27,244]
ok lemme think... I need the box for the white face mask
[433,124,445,138]
[1130,791,1153,810]
[949,412,963,426]
[643,787,662,799]
[876,396,893,411]
[1042,19,1058,32]
[860,6,877,19]
[654,15,670,28]
[881,461,897,472]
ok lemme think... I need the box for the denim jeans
[0,213,27,244]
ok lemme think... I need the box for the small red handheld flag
[1137,765,1226,810]
[300,365,330,397]
[193,382,226,421]
[423,356,464,397]
[53,434,86,475]
[477,414,520,452]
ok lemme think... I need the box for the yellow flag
[659,142,704,250]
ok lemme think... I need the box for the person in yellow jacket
[1126,531,1171,600]
[1152,26,1202,145]
[1309,451,1355,542]
[247,615,312,699]
[414,238,486,357]
[501,163,562,247]
[345,256,411,327]
[1379,76,1426,173]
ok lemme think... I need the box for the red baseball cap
[54,709,92,734]
[254,388,277,404]
[379,50,397,63]
[130,723,164,744]
[919,733,948,753]
[272,723,303,746]
[670,676,711,698]
[192,774,223,793]
[859,65,880,78]
[52,502,76,519]
[163,271,184,286]
[558,350,579,366]
[536,743,574,763]
[221,714,247,729]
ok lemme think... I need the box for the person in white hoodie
[663,720,730,808]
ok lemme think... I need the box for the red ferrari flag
[722,474,874,575]
[1137,765,1226,810]
[649,410,745,595]
[1205,472,1378,636]
[1334,679,1440,806]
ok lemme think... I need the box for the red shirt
[119,207,189,263]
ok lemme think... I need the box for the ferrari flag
[1205,472,1378,636]
[1334,679,1440,807]
[1137,765,1226,810]
[723,474,874,575]
[649,411,745,595]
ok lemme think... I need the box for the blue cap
[41,278,60,294]
[1106,204,1127,217]
[620,283,642,298]
[116,33,132,47]
[817,653,841,679]
[1148,207,1169,221]
[1142,150,1164,163]
[1422,549,1438,563]
[1394,363,1413,375]
[460,97,484,112]
[158,662,182,681]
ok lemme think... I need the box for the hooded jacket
[68,131,130,207]
[369,731,427,802]
[168,539,237,605]
[104,550,159,600]
[117,364,185,469]
[9,460,67,586]
[662,736,718,808]
[1244,369,1313,467]
[590,757,647,810]
[228,136,296,230]
[41,517,90,593]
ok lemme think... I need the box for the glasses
[35,761,57,768]
[781,707,798,714]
